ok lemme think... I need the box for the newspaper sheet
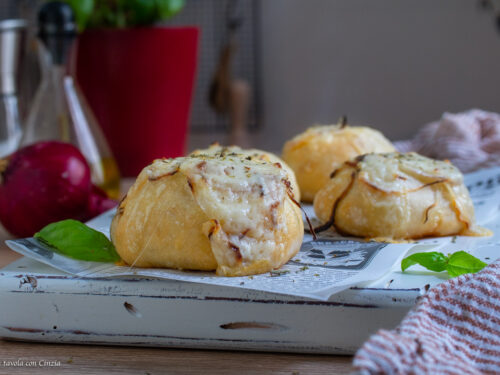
[6,167,500,301]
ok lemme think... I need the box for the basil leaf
[446,251,487,277]
[401,252,449,272]
[34,219,120,263]
[402,250,488,278]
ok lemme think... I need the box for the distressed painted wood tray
[0,255,445,354]
[1,166,499,354]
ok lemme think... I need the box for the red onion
[85,185,118,220]
[0,141,116,237]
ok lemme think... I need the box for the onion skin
[0,141,93,237]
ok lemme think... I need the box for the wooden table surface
[0,235,354,375]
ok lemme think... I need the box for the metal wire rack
[166,0,260,133]
[1,0,261,134]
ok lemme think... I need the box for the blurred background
[1,0,500,238]
[2,0,500,153]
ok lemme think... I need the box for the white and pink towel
[395,109,500,173]
[353,260,500,374]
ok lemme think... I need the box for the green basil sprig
[401,250,487,277]
[35,219,120,263]
[61,0,185,31]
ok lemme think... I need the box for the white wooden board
[0,257,421,354]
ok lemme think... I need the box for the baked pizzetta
[282,124,395,202]
[191,143,301,201]
[111,156,304,276]
[314,152,489,241]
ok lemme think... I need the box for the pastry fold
[314,152,487,240]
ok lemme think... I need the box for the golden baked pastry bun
[282,120,395,202]
[313,152,489,241]
[191,143,300,201]
[111,155,304,276]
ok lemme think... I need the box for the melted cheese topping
[146,156,292,270]
[191,144,274,162]
[190,144,300,200]
[356,153,463,193]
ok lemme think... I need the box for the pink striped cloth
[394,109,500,173]
[353,260,500,375]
